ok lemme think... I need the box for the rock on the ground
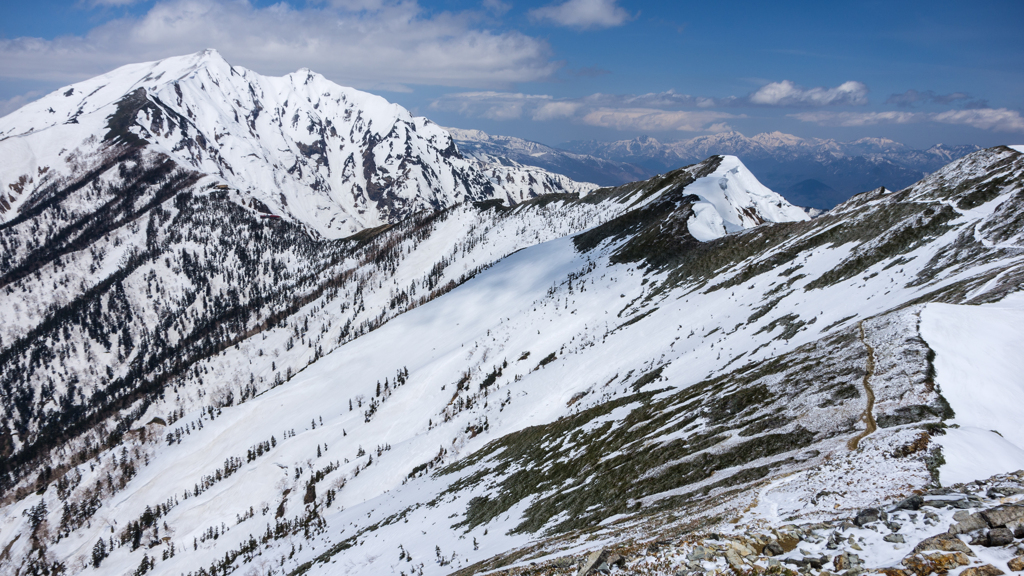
[914,534,974,555]
[901,552,971,576]
[1007,556,1024,572]
[982,505,1024,528]
[987,528,1016,547]
[961,565,1006,576]
[950,512,989,535]
[856,508,887,526]
[577,550,607,576]
[895,496,925,511]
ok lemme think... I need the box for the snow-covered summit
[0,50,594,237]
[683,155,810,241]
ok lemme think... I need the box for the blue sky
[1,0,1022,148]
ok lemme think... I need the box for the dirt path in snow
[848,321,878,450]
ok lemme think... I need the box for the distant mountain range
[446,127,649,187]
[561,132,981,208]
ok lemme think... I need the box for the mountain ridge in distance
[560,131,981,208]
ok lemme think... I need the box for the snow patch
[921,295,1024,484]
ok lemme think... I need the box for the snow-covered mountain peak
[684,155,810,241]
[0,52,594,236]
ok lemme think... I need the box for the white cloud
[790,108,1024,132]
[789,111,918,127]
[532,101,582,121]
[0,0,558,90]
[932,108,1024,132]
[749,80,869,107]
[529,0,633,30]
[431,91,557,120]
[580,108,736,132]
[432,91,737,131]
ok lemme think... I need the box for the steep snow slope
[682,155,809,240]
[0,50,594,237]
[1,146,1022,576]
[921,294,1024,485]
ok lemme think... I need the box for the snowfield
[922,293,1024,485]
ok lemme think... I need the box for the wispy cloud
[932,108,1024,132]
[529,0,634,30]
[885,89,987,109]
[481,0,512,15]
[0,0,558,90]
[431,80,871,131]
[580,108,736,132]
[791,108,1024,132]
[431,91,737,131]
[748,80,868,107]
[431,92,564,120]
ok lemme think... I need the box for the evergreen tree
[91,538,107,568]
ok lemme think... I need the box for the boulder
[982,505,1024,529]
[961,565,1006,576]
[834,552,863,572]
[1007,556,1024,572]
[988,487,1024,499]
[729,540,756,557]
[895,496,925,511]
[724,549,746,570]
[776,533,800,553]
[764,541,785,556]
[687,546,709,561]
[885,534,906,543]
[914,535,973,555]
[577,550,609,576]
[901,552,970,576]
[988,528,1015,547]
[949,513,989,535]
[855,508,887,526]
